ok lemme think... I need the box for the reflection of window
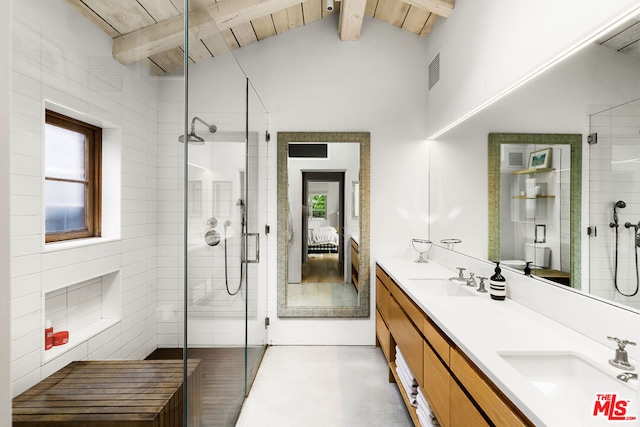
[310,194,327,219]
[45,110,102,242]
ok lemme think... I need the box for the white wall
[424,0,640,137]
[232,15,430,344]
[1,0,12,422]
[10,0,159,396]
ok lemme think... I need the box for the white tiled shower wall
[156,65,270,347]
[10,0,159,396]
[45,278,102,334]
[589,100,640,309]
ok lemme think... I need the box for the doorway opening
[302,171,345,283]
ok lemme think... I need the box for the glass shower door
[181,12,269,426]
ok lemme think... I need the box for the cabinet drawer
[389,279,425,330]
[389,297,423,382]
[450,348,530,427]
[423,341,450,427]
[376,277,390,321]
[376,309,392,363]
[450,377,490,427]
[423,317,450,365]
[376,264,392,291]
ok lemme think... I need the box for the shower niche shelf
[42,270,121,363]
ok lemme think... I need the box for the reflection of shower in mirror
[610,200,639,297]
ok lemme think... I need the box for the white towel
[395,367,418,407]
[395,367,416,401]
[397,360,417,388]
[416,407,433,427]
[416,387,430,412]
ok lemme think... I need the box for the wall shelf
[43,318,120,363]
[511,167,556,175]
[42,270,121,364]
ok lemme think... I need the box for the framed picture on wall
[528,148,552,169]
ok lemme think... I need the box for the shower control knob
[205,229,221,246]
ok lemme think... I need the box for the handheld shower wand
[610,200,626,228]
[610,200,639,297]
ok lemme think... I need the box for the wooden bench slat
[12,360,202,427]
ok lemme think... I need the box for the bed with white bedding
[307,226,339,254]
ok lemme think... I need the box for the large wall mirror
[277,132,370,318]
[429,12,640,313]
[488,133,582,288]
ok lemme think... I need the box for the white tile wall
[45,278,102,334]
[155,97,269,347]
[10,0,159,397]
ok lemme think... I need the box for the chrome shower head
[178,116,217,144]
[178,132,205,144]
[615,200,627,209]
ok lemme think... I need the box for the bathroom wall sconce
[535,224,546,243]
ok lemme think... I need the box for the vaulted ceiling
[65,0,454,75]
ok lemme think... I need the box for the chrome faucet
[607,336,636,370]
[449,267,467,283]
[466,272,478,287]
[477,276,488,293]
[617,372,638,383]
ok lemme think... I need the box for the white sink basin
[499,351,637,425]
[409,279,478,297]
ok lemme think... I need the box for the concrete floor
[235,346,413,427]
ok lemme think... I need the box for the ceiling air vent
[428,53,440,90]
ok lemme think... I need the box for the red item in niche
[52,331,69,346]
[45,321,53,350]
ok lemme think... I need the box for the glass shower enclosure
[155,7,269,425]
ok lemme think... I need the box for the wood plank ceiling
[65,0,454,74]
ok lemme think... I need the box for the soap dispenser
[524,261,532,277]
[489,262,507,301]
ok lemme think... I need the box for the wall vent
[508,151,524,168]
[428,53,440,90]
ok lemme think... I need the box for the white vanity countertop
[377,257,638,427]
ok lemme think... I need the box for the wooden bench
[13,360,201,427]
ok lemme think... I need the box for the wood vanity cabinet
[450,348,529,427]
[375,263,533,427]
[450,377,490,427]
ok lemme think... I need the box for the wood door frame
[302,171,345,271]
